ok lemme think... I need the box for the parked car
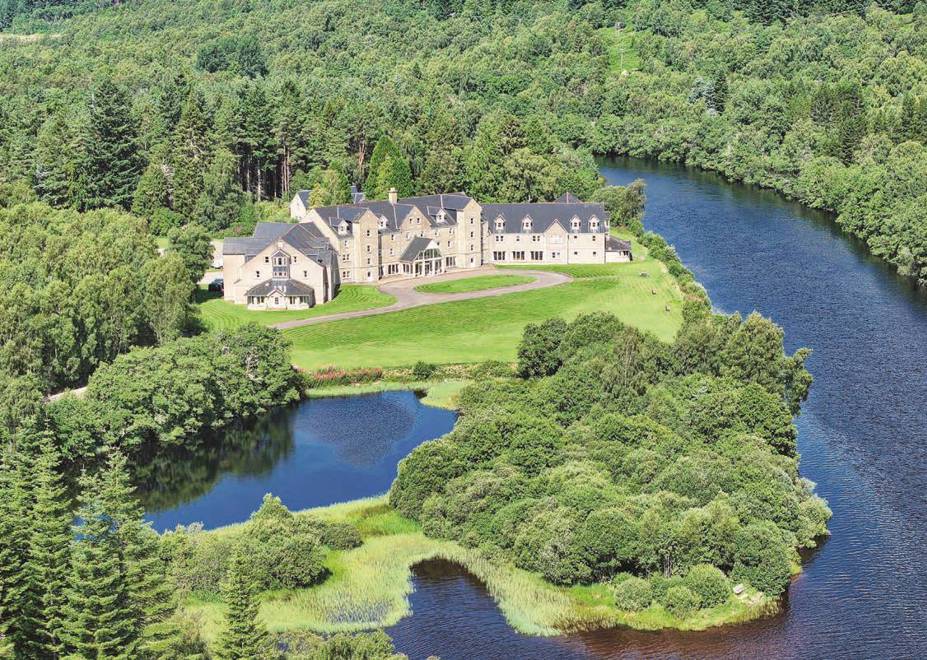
[208,278,224,292]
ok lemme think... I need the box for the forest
[0,0,925,283]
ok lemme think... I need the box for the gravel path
[271,266,572,330]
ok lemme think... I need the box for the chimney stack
[388,187,398,204]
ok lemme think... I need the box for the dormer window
[522,217,532,232]
[436,209,446,223]
[589,217,599,232]
[495,217,505,232]
[379,215,388,230]
[570,216,581,232]
[337,221,349,236]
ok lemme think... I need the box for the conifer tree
[365,135,405,198]
[62,463,137,658]
[0,446,40,658]
[373,155,414,199]
[82,79,143,210]
[194,147,243,232]
[217,552,270,660]
[172,89,214,220]
[26,436,72,658]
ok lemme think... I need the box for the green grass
[195,285,395,331]
[306,379,469,410]
[183,497,774,643]
[413,274,535,294]
[285,258,682,371]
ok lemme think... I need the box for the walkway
[271,266,571,330]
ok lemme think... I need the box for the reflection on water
[387,158,927,659]
[139,391,457,531]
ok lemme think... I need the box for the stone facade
[225,189,631,310]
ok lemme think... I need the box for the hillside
[0,0,925,284]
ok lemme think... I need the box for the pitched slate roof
[606,236,632,252]
[303,192,477,234]
[481,200,608,234]
[399,237,439,262]
[223,222,333,263]
[245,279,315,297]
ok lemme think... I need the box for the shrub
[272,534,327,588]
[317,520,363,550]
[683,564,731,608]
[412,361,438,380]
[613,576,653,611]
[731,522,793,595]
[472,360,513,378]
[516,317,567,378]
[663,585,702,619]
[651,574,685,603]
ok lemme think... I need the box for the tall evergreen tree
[0,446,40,658]
[172,89,214,220]
[365,135,404,198]
[62,461,137,658]
[82,79,143,210]
[26,436,72,658]
[194,147,243,232]
[217,552,269,660]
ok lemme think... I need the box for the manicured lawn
[414,274,535,294]
[195,285,395,331]
[285,257,683,371]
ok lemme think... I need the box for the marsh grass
[305,379,469,410]
[183,497,774,642]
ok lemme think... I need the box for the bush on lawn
[663,585,702,619]
[613,575,653,611]
[683,564,731,608]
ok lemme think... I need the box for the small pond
[138,391,457,531]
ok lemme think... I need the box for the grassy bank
[196,285,395,331]
[414,274,535,294]
[285,256,682,371]
[305,379,469,410]
[182,497,774,643]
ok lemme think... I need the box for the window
[343,240,350,249]
[551,251,560,259]
[366,258,371,265]
[469,244,473,251]
[495,218,504,232]
[531,235,541,242]
[303,271,308,278]
[341,254,349,263]
[469,231,474,238]
[338,222,348,235]
[416,218,420,225]
[495,235,504,243]
[274,297,279,305]
[493,251,505,261]
[530,251,543,261]
[389,248,394,256]
[256,270,261,278]
[590,220,599,231]
[512,251,525,261]
[522,218,532,232]
[515,235,520,242]
[593,251,597,256]
[573,251,578,256]
[291,256,297,263]
[366,229,371,237]
[571,218,581,232]
[366,245,371,253]
[264,256,269,263]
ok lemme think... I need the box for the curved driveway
[271,266,571,330]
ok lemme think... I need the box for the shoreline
[182,496,780,642]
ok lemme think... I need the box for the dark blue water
[386,159,927,659]
[141,391,457,531]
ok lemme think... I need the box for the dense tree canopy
[2,0,924,283]
[391,310,829,599]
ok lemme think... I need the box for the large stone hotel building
[222,188,632,310]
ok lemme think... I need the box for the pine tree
[194,147,243,232]
[96,452,179,658]
[82,79,143,210]
[62,464,137,658]
[26,436,72,658]
[34,111,84,208]
[172,89,214,220]
[365,135,404,198]
[373,155,414,199]
[0,446,40,658]
[217,553,270,660]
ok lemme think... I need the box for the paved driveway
[271,266,571,330]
